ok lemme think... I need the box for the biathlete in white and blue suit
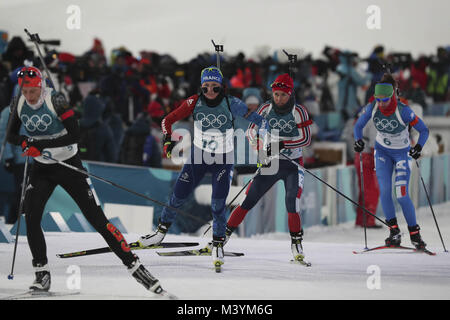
[354,73,429,249]
[223,73,313,263]
[138,66,268,269]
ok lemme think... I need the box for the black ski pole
[24,28,56,89]
[359,153,368,249]
[41,154,210,227]
[414,159,447,252]
[8,157,30,280]
[211,40,223,69]
[278,152,389,228]
[228,166,261,208]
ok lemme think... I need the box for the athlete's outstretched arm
[229,96,267,129]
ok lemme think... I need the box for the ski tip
[420,249,436,256]
[159,290,178,300]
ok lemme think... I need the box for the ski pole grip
[24,29,41,43]
[211,40,223,53]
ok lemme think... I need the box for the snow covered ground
[0,202,449,300]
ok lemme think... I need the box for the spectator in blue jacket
[0,106,26,223]
[336,51,371,119]
[78,93,118,162]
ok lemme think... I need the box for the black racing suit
[7,91,135,267]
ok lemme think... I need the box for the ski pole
[201,148,280,236]
[42,154,210,227]
[229,166,261,208]
[278,152,389,228]
[226,149,280,212]
[359,152,368,249]
[414,159,447,252]
[211,40,223,69]
[8,157,30,280]
[24,28,56,89]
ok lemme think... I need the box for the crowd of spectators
[1,30,449,170]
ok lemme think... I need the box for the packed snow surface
[1,202,449,300]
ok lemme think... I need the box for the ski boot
[408,225,427,250]
[291,230,305,262]
[205,226,235,252]
[30,263,51,292]
[385,218,401,247]
[128,257,163,294]
[138,220,171,248]
[212,237,225,273]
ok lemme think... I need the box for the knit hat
[245,95,260,105]
[17,66,42,88]
[200,66,223,85]
[271,73,294,95]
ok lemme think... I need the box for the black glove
[354,139,365,153]
[163,135,175,158]
[267,141,285,157]
[409,144,422,159]
[4,158,15,173]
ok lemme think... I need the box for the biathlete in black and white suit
[6,66,165,294]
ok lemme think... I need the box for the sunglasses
[201,86,221,94]
[17,70,39,78]
[375,96,391,102]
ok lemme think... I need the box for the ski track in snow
[1,202,449,300]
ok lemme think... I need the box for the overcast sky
[1,0,449,62]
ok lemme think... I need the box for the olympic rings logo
[268,118,296,133]
[195,112,228,129]
[21,114,53,132]
[373,117,399,132]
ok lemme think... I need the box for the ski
[56,242,199,258]
[290,253,312,267]
[353,245,436,256]
[1,290,80,300]
[157,247,244,257]
[290,258,312,267]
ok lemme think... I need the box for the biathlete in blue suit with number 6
[354,73,429,250]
